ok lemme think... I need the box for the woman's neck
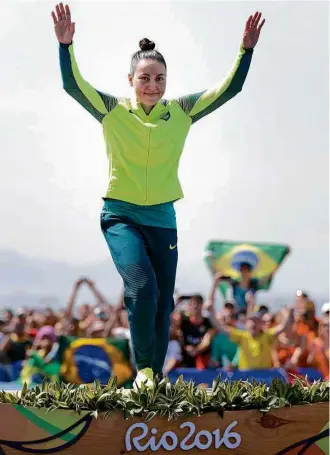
[141,103,155,115]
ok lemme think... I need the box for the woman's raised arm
[176,12,265,124]
[52,3,118,122]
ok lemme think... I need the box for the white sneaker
[134,368,154,389]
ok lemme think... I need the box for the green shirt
[211,332,239,365]
[59,43,253,206]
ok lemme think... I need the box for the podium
[0,379,328,454]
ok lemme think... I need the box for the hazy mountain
[0,250,327,313]
[0,249,122,309]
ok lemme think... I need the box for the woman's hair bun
[139,38,156,51]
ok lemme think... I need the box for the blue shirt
[232,278,259,311]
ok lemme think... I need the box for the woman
[51,3,265,388]
[20,326,60,386]
[307,315,329,380]
[274,310,307,373]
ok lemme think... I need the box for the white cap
[321,302,330,314]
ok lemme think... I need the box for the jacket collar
[130,95,168,120]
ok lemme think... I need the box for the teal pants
[100,212,178,374]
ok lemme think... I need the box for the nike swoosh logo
[169,244,177,250]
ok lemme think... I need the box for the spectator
[207,276,295,370]
[66,279,93,336]
[222,302,237,319]
[64,277,112,336]
[321,302,330,316]
[294,299,319,367]
[307,315,329,380]
[258,305,270,315]
[2,309,14,328]
[176,295,216,369]
[111,309,131,340]
[259,312,280,368]
[207,276,239,369]
[32,311,47,331]
[55,315,80,337]
[163,325,183,376]
[25,314,39,338]
[15,308,26,327]
[216,309,294,370]
[261,312,276,329]
[99,291,131,340]
[210,315,239,370]
[216,264,278,312]
[173,294,191,315]
[0,320,6,345]
[301,300,319,335]
[0,321,32,363]
[44,308,58,327]
[275,310,307,371]
[0,274,328,385]
[87,320,106,338]
[236,309,248,329]
[295,290,309,318]
[20,326,60,385]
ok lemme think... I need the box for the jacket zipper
[145,126,151,205]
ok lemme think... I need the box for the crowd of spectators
[0,269,329,384]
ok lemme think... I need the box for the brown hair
[130,38,167,75]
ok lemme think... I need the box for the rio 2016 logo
[125,420,241,452]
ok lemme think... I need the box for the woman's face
[246,318,262,336]
[262,313,273,329]
[240,265,252,280]
[40,336,54,350]
[129,59,166,106]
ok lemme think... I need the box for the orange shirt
[277,345,296,365]
[311,338,329,379]
[296,321,318,367]
[296,320,318,337]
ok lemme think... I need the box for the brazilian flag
[57,336,133,387]
[204,240,290,294]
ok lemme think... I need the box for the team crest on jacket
[160,111,171,121]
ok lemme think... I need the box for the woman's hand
[243,12,265,49]
[51,3,75,44]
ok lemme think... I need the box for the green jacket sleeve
[176,44,253,124]
[59,42,118,122]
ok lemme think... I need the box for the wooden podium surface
[0,402,328,454]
